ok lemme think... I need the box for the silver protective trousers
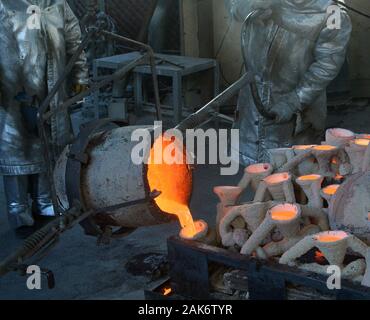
[3,173,55,229]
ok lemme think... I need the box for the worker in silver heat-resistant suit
[227,0,352,165]
[0,0,88,238]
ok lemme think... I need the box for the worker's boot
[3,175,35,239]
[30,173,56,225]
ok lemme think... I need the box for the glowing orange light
[265,173,290,185]
[163,287,172,296]
[322,185,340,196]
[316,232,346,243]
[297,174,321,182]
[293,145,316,150]
[334,174,344,181]
[270,204,298,221]
[354,139,370,147]
[314,145,337,151]
[246,163,270,174]
[271,211,297,221]
[314,250,326,264]
[147,136,196,238]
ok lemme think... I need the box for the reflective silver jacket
[229,0,351,165]
[0,0,88,175]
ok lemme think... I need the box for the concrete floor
[0,102,369,300]
[0,163,243,300]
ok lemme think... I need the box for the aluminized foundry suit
[0,0,88,229]
[228,0,352,165]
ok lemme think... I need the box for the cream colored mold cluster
[213,128,370,287]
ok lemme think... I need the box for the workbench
[93,52,220,124]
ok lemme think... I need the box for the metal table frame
[93,52,220,124]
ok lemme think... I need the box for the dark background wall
[67,0,181,54]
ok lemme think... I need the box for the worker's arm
[295,11,352,108]
[63,1,89,89]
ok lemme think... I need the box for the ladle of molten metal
[147,135,207,240]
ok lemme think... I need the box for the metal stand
[167,237,370,300]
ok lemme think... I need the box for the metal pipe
[175,72,255,132]
[43,54,147,121]
[102,31,163,120]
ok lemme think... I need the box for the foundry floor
[0,102,369,299]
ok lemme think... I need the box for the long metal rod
[0,207,94,276]
[38,29,97,116]
[102,31,163,120]
[175,72,254,132]
[37,29,98,215]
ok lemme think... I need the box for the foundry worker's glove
[269,91,302,124]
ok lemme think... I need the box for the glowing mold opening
[315,231,348,244]
[270,203,299,222]
[354,139,370,147]
[264,172,290,185]
[297,174,322,182]
[314,145,337,151]
[246,163,271,174]
[322,184,340,196]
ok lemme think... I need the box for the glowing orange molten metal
[297,174,321,182]
[163,287,172,296]
[246,163,271,174]
[322,185,340,196]
[293,145,316,150]
[271,210,297,221]
[314,145,337,151]
[270,204,298,221]
[264,173,290,185]
[355,139,370,147]
[316,233,345,243]
[315,251,325,260]
[147,135,196,238]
